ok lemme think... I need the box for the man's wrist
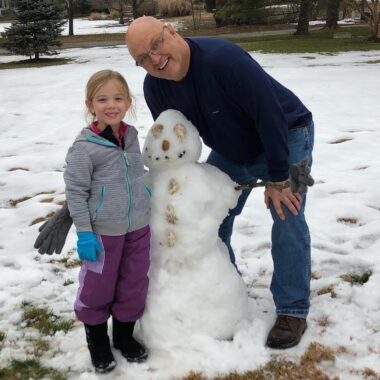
[265,180,290,192]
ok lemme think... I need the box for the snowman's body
[139,110,248,349]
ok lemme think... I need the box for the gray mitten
[289,157,314,193]
[34,201,73,255]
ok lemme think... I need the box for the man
[125,16,314,349]
[35,16,314,350]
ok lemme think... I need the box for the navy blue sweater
[144,37,312,181]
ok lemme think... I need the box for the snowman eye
[151,123,164,138]
[173,123,186,142]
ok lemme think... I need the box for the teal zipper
[94,185,106,219]
[123,151,132,231]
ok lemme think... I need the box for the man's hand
[264,180,302,221]
[34,201,73,254]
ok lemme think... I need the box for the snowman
[139,109,248,350]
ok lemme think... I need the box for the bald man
[126,16,314,350]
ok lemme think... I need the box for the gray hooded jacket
[64,125,150,235]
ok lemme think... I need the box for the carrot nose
[162,140,170,151]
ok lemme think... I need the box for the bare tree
[111,0,127,24]
[190,0,203,30]
[131,0,144,18]
[345,0,380,41]
[108,0,144,23]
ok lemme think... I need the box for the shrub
[156,0,192,17]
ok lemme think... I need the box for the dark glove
[34,201,73,255]
[76,231,102,261]
[289,157,315,193]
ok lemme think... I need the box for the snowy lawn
[0,18,127,36]
[0,44,379,380]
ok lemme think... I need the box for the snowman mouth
[149,150,187,162]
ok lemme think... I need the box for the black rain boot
[112,317,148,363]
[84,322,116,374]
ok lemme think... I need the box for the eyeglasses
[135,24,168,67]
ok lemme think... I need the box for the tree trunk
[119,2,124,24]
[295,0,312,35]
[132,0,144,19]
[360,0,366,20]
[326,0,340,29]
[67,0,74,36]
[369,2,380,41]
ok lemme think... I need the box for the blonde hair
[85,69,136,123]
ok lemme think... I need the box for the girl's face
[86,79,130,130]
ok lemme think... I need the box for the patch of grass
[317,285,337,298]
[0,58,72,70]
[231,26,380,54]
[30,211,55,226]
[0,330,5,342]
[316,315,330,329]
[40,198,54,203]
[30,338,50,357]
[337,217,358,225]
[361,367,380,379]
[21,302,74,336]
[182,372,204,380]
[49,255,81,269]
[9,196,31,207]
[63,279,75,286]
[181,342,338,379]
[301,342,335,364]
[36,191,56,195]
[341,269,372,285]
[59,33,124,44]
[8,167,29,171]
[330,137,353,144]
[0,359,66,380]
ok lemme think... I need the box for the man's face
[126,22,189,82]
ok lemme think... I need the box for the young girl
[64,70,151,374]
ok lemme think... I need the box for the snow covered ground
[0,18,127,36]
[0,42,379,379]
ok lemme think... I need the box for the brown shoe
[266,315,307,349]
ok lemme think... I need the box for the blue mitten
[77,232,102,261]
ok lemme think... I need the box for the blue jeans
[206,121,314,318]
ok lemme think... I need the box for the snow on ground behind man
[0,43,379,379]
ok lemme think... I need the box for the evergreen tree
[2,0,65,60]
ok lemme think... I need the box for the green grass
[21,302,74,336]
[341,269,372,285]
[0,359,66,380]
[231,26,380,53]
[0,57,71,70]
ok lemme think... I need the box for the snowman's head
[143,109,202,170]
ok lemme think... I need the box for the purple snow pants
[74,225,151,325]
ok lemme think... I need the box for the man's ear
[166,23,176,36]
